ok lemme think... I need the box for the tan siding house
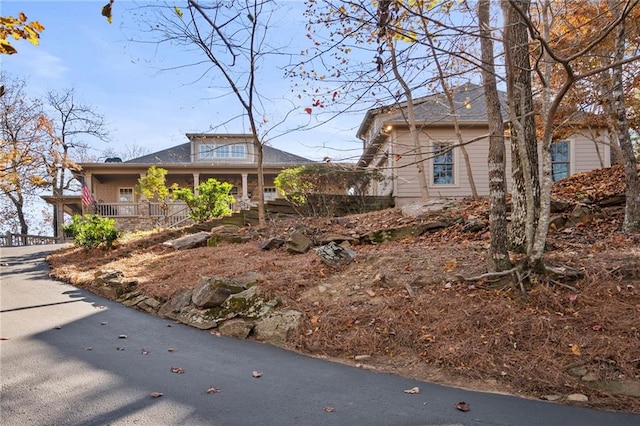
[357,83,610,207]
[45,134,313,236]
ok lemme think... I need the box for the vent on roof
[105,157,122,163]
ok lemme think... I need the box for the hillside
[47,165,640,413]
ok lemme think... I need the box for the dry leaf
[171,367,184,374]
[571,344,581,356]
[150,392,163,398]
[323,406,336,412]
[366,289,376,297]
[168,347,175,352]
[206,386,221,394]
[403,386,420,394]
[84,346,93,351]
[116,347,125,351]
[141,349,149,355]
[210,330,221,336]
[118,334,127,339]
[444,260,457,271]
[455,401,470,412]
[54,326,62,330]
[252,370,263,378]
[311,316,319,323]
[0,337,11,340]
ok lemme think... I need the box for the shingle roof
[125,141,313,164]
[357,82,508,138]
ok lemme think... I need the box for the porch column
[241,173,249,200]
[193,173,200,195]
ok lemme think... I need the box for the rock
[570,205,594,224]
[550,198,571,213]
[315,242,356,267]
[598,194,626,207]
[218,319,255,339]
[220,286,278,319]
[362,222,447,243]
[286,231,313,254]
[158,289,194,320]
[566,393,588,402]
[401,199,458,217]
[567,366,588,377]
[175,307,218,330]
[461,219,486,233]
[253,310,302,345]
[163,231,210,250]
[137,297,162,313]
[549,215,567,230]
[94,269,124,285]
[581,372,599,382]
[315,233,359,245]
[121,294,147,307]
[541,394,562,401]
[192,277,246,309]
[260,237,285,250]
[208,225,250,246]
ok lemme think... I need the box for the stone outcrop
[163,231,210,250]
[191,276,246,309]
[253,310,302,344]
[286,231,313,253]
[315,241,356,267]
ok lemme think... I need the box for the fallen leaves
[118,334,128,339]
[168,347,176,352]
[206,386,221,394]
[84,346,93,351]
[141,348,150,355]
[252,370,263,378]
[150,392,163,398]
[0,337,10,341]
[171,367,185,374]
[455,401,470,412]
[323,405,336,412]
[571,344,581,356]
[403,386,420,394]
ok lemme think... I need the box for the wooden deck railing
[0,232,59,247]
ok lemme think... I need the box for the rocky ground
[48,165,640,413]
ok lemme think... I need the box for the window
[198,143,246,159]
[199,144,215,159]
[433,143,454,185]
[264,187,277,201]
[119,187,135,216]
[551,140,570,181]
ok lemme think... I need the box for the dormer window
[199,143,246,159]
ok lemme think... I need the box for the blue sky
[2,0,364,162]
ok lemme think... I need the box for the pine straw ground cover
[48,168,640,413]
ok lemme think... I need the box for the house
[44,133,313,236]
[356,83,611,207]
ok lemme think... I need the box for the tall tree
[479,0,512,272]
[0,75,49,235]
[139,0,300,226]
[44,89,109,238]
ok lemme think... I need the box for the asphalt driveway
[1,245,639,426]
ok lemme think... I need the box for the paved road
[1,245,639,426]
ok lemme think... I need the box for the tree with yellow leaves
[0,12,44,55]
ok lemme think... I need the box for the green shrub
[63,214,120,249]
[172,178,235,222]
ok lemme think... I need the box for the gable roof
[356,82,507,139]
[125,140,313,164]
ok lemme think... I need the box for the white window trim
[551,139,574,181]
[429,141,459,188]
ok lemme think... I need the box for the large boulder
[191,277,246,309]
[315,241,356,267]
[286,231,313,254]
[163,231,210,250]
[208,225,251,246]
[253,310,302,345]
[158,289,194,320]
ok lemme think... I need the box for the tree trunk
[503,0,540,254]
[388,40,430,201]
[608,0,640,232]
[479,0,512,272]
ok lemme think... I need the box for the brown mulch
[47,167,640,413]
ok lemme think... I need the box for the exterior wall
[93,177,140,203]
[372,126,607,206]
[391,127,512,202]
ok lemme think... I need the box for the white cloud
[24,49,69,79]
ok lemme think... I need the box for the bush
[274,164,385,216]
[63,214,120,249]
[172,178,235,222]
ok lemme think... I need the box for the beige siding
[379,126,607,205]
[391,127,513,203]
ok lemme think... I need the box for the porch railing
[1,232,59,247]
